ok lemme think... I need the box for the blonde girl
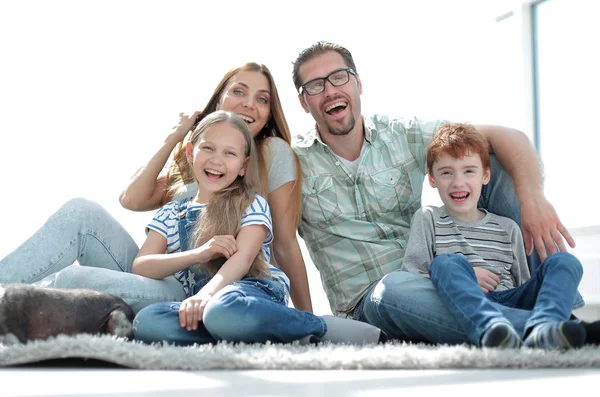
[132,111,386,345]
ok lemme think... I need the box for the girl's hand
[194,235,237,263]
[473,267,500,293]
[170,111,201,142]
[179,292,213,330]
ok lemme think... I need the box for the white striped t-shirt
[146,195,291,299]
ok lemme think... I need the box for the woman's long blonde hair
[166,62,302,226]
[187,110,270,279]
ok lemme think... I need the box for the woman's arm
[119,112,199,211]
[269,182,313,312]
[132,230,237,279]
[475,125,575,261]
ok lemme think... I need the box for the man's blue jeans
[429,252,583,346]
[133,277,327,346]
[354,155,584,345]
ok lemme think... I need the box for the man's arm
[475,125,575,261]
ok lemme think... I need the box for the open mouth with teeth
[237,114,255,124]
[205,169,224,182]
[324,101,347,116]
[449,192,470,203]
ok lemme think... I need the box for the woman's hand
[179,292,213,330]
[170,111,202,142]
[193,235,237,263]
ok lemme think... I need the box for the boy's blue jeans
[133,277,327,346]
[429,252,583,346]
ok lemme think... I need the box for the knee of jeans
[133,302,178,343]
[203,291,258,340]
[50,265,88,288]
[543,252,583,279]
[373,271,428,303]
[61,197,103,216]
[430,254,469,280]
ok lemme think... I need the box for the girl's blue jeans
[133,277,327,346]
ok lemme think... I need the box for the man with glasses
[290,41,596,346]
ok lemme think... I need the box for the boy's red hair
[427,123,490,175]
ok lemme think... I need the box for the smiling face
[429,152,491,222]
[216,70,271,137]
[297,51,362,137]
[186,122,248,203]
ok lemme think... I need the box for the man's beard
[327,114,356,136]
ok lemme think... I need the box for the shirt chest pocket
[302,175,342,224]
[370,163,415,213]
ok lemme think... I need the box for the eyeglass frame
[298,68,357,96]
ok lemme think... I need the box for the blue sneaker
[524,321,586,350]
[480,322,522,349]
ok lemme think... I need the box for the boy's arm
[508,220,532,287]
[474,125,575,262]
[401,207,436,275]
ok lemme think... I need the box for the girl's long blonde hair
[166,63,302,226]
[187,110,270,279]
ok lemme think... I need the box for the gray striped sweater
[400,206,531,290]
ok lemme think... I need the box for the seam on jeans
[82,229,128,272]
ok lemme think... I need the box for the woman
[0,63,312,314]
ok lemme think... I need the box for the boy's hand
[193,235,237,263]
[473,268,499,293]
[179,292,213,330]
[170,111,202,142]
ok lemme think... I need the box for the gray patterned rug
[1,334,600,369]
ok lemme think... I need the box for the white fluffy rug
[1,334,600,369]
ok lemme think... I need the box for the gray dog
[0,284,134,345]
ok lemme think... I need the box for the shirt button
[335,161,340,166]
[362,212,366,217]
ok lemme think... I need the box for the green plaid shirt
[294,114,447,316]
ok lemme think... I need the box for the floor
[1,367,599,396]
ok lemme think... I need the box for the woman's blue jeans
[0,198,186,313]
[133,277,327,346]
[429,252,583,345]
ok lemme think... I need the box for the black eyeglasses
[299,68,356,96]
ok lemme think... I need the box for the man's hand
[474,267,499,293]
[520,193,575,262]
